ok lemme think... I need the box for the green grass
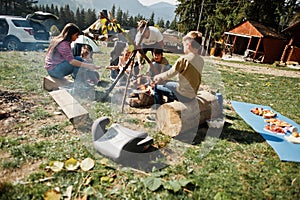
[0,50,300,199]
[219,65,300,123]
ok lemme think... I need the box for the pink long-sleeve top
[45,40,74,71]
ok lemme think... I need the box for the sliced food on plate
[250,107,264,116]
[264,118,292,127]
[250,107,276,118]
[262,110,277,118]
[264,124,285,134]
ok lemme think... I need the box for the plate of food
[264,124,285,134]
[251,107,264,116]
[285,132,300,144]
[251,107,276,118]
[262,110,277,118]
[264,118,292,127]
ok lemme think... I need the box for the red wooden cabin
[223,20,287,64]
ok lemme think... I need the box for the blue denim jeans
[154,81,194,109]
[47,56,82,79]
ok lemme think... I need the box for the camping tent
[71,35,101,53]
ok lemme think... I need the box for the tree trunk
[156,90,221,137]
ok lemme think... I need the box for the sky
[138,0,178,6]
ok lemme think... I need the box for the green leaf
[83,186,95,196]
[99,158,109,166]
[163,180,182,192]
[143,176,162,191]
[214,191,231,200]
[152,171,168,177]
[179,179,192,187]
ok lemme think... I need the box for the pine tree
[111,4,116,18]
[85,9,97,30]
[149,12,155,26]
[170,16,178,30]
[122,11,129,26]
[157,18,165,28]
[245,0,285,29]
[75,8,83,29]
[116,7,123,25]
[128,16,135,28]
[165,20,171,29]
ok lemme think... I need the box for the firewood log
[156,90,221,137]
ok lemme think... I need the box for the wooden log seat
[156,90,221,137]
[43,75,73,91]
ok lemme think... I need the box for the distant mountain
[36,0,176,22]
[148,2,177,21]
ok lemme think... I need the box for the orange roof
[227,20,286,39]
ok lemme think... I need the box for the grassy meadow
[0,48,299,199]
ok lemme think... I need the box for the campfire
[137,84,154,95]
[129,84,154,108]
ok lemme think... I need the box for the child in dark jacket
[148,48,171,78]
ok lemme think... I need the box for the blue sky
[139,0,178,6]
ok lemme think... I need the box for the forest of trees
[1,0,299,40]
[175,0,300,39]
[0,0,177,32]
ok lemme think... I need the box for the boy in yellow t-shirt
[152,31,204,108]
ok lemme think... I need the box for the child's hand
[150,82,156,88]
[94,65,101,70]
[153,75,162,84]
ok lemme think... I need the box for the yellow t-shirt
[155,52,204,99]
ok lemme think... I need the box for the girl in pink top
[45,23,101,81]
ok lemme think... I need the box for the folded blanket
[231,100,300,162]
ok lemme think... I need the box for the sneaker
[146,114,156,122]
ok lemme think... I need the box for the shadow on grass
[191,115,266,145]
[221,122,265,144]
[220,115,266,144]
[116,145,169,172]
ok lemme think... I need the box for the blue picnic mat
[231,100,300,162]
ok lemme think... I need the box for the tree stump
[156,90,221,137]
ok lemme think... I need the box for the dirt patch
[212,58,300,78]
[0,90,34,134]
[0,88,75,182]
[0,160,44,184]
